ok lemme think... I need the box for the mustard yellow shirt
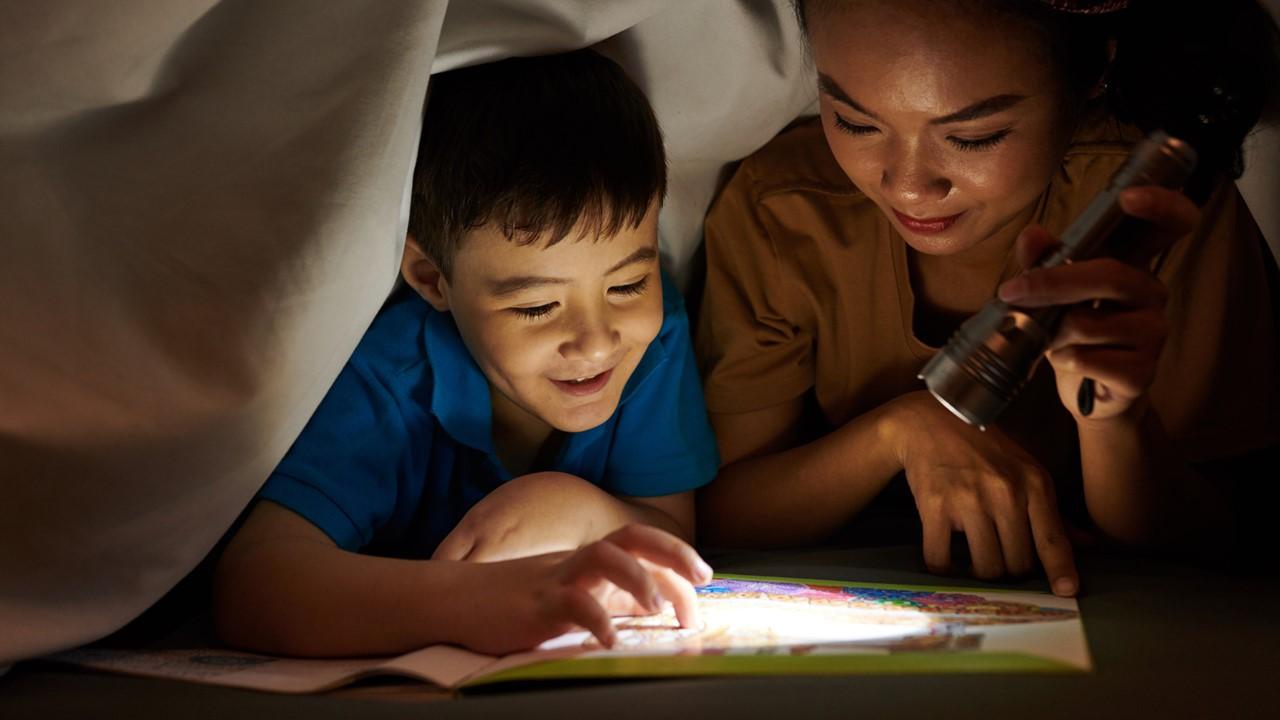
[697,115,1280,481]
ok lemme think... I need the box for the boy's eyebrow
[818,72,1026,126]
[486,247,658,297]
[488,275,570,297]
[605,246,658,275]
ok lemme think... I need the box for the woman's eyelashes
[833,112,1012,151]
[948,128,1012,151]
[833,113,877,136]
[509,276,650,321]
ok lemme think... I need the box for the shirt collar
[421,307,495,454]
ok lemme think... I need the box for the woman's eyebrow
[818,73,882,121]
[929,94,1026,125]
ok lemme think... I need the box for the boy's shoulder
[345,287,434,388]
[734,116,864,203]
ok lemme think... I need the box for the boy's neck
[489,386,562,476]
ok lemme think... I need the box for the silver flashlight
[918,130,1197,429]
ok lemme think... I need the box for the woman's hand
[998,186,1200,422]
[456,524,713,655]
[885,391,1078,596]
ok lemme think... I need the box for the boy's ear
[401,236,451,312]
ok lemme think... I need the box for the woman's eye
[833,114,878,137]
[609,277,649,297]
[512,303,557,320]
[948,129,1012,151]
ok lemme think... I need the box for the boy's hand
[998,187,1200,422]
[885,391,1078,596]
[456,524,714,655]
[434,471,622,563]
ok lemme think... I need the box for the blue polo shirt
[258,272,718,558]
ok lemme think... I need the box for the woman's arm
[697,396,901,547]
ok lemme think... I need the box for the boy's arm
[214,501,476,656]
[215,501,712,657]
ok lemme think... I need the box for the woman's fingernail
[695,559,714,583]
[1054,577,1078,596]
[999,278,1028,302]
[1120,187,1150,212]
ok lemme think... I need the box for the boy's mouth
[551,368,614,397]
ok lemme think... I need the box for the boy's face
[408,204,663,434]
[808,0,1078,258]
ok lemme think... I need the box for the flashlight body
[918,131,1197,429]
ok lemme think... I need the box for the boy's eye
[948,129,1012,152]
[512,303,557,320]
[833,113,878,137]
[609,276,649,297]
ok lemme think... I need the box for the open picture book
[47,574,1091,694]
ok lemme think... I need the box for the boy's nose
[561,308,619,364]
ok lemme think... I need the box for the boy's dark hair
[408,50,667,277]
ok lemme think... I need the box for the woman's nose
[880,141,952,207]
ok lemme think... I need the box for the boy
[214,50,718,657]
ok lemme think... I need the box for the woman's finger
[1014,224,1061,271]
[917,494,953,575]
[1046,346,1155,398]
[1024,478,1079,597]
[1049,307,1167,352]
[959,510,1006,580]
[999,258,1168,308]
[1118,186,1200,238]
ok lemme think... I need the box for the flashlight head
[917,301,1055,429]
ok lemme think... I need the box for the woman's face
[808,0,1078,257]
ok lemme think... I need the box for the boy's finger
[1025,482,1079,597]
[1014,224,1060,271]
[560,586,617,648]
[562,540,662,613]
[431,528,475,561]
[648,566,702,629]
[602,524,713,585]
[998,258,1167,308]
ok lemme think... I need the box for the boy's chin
[544,406,616,434]
[538,396,621,434]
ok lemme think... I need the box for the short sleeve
[258,359,420,550]
[695,161,814,413]
[1149,182,1280,461]
[604,278,720,497]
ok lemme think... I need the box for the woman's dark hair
[791,0,1280,202]
[408,49,667,277]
